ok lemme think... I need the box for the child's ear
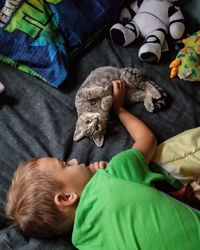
[54,192,78,208]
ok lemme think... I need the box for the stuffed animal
[169,31,200,82]
[110,0,185,63]
[0,82,5,94]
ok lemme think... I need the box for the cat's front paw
[101,95,112,111]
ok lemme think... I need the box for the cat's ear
[73,128,85,141]
[93,135,104,147]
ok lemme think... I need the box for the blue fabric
[0,0,126,87]
[49,0,125,50]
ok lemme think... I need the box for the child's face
[38,157,93,195]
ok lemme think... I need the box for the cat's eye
[85,120,91,124]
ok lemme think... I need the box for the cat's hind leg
[119,67,167,112]
[126,88,146,104]
[144,82,167,112]
[101,95,112,111]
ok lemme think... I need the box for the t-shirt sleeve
[105,149,164,186]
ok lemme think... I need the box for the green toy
[170,31,200,81]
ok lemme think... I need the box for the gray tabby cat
[73,66,167,147]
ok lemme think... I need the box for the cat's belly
[82,66,120,88]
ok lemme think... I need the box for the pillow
[152,127,200,186]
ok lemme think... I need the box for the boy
[5,81,200,249]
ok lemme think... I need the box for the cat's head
[73,112,106,147]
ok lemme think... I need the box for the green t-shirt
[72,149,200,250]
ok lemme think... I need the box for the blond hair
[5,158,72,237]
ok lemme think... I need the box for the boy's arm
[112,80,157,164]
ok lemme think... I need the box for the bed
[0,0,200,249]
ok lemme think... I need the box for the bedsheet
[1,0,200,249]
[1,34,200,248]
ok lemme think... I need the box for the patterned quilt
[0,0,126,87]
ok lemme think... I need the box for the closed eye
[57,158,68,169]
[57,158,64,168]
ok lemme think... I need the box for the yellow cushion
[152,127,200,185]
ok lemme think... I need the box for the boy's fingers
[112,81,120,94]
[89,162,98,172]
[99,161,104,168]
[112,80,120,85]
[67,158,79,165]
[88,163,96,173]
[112,81,117,90]
[89,161,108,173]
[99,161,108,168]
[93,162,100,171]
[112,80,126,91]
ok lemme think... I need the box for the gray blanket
[1,1,200,248]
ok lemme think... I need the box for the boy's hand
[112,80,126,113]
[88,161,108,174]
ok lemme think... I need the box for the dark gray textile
[1,2,200,248]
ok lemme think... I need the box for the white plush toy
[110,0,185,63]
[0,82,5,94]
